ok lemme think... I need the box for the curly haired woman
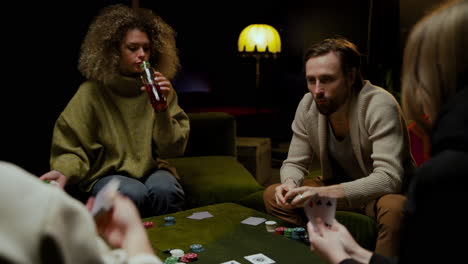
[40,4,189,218]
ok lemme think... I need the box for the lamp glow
[237,24,281,113]
[238,24,281,53]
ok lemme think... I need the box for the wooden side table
[236,137,272,186]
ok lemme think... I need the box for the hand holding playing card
[90,179,120,219]
[304,194,336,231]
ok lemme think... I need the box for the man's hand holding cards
[304,193,337,231]
[90,179,120,220]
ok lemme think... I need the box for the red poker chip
[143,221,154,228]
[275,226,285,235]
[179,252,198,262]
[179,257,190,263]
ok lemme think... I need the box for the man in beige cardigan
[263,38,414,257]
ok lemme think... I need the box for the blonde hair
[78,4,179,83]
[401,0,468,134]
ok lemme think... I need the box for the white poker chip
[169,249,184,258]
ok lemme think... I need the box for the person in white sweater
[263,38,414,256]
[0,161,162,264]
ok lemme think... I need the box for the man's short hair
[304,38,364,92]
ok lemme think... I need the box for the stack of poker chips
[275,226,285,235]
[180,253,198,263]
[169,249,185,258]
[163,249,198,263]
[189,243,204,253]
[164,216,176,226]
[163,256,179,264]
[283,228,293,239]
[274,226,309,243]
[292,227,307,241]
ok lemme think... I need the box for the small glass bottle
[140,61,167,112]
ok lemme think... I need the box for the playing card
[241,217,266,226]
[304,194,336,229]
[220,261,241,264]
[187,211,213,219]
[244,253,275,264]
[91,178,120,219]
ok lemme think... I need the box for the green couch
[167,112,265,211]
[168,112,377,251]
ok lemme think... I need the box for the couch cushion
[168,156,264,209]
[238,190,266,213]
[185,112,237,157]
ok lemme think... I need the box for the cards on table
[187,211,213,220]
[244,253,275,264]
[91,178,120,219]
[303,194,336,230]
[241,217,266,226]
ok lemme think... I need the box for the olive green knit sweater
[50,76,189,191]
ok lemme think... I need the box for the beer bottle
[140,61,167,112]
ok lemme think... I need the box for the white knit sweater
[0,161,162,264]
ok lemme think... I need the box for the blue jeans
[91,170,185,217]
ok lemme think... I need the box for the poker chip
[164,216,176,226]
[169,249,184,258]
[295,227,306,232]
[292,227,305,241]
[284,228,293,238]
[164,216,175,221]
[184,253,198,261]
[265,220,278,232]
[164,256,179,264]
[143,221,154,228]
[43,180,59,185]
[275,226,285,235]
[179,257,190,263]
[189,243,204,253]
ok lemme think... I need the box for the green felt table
[143,203,326,264]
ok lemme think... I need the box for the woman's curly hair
[78,4,179,83]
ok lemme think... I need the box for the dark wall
[399,0,447,57]
[2,0,409,175]
[148,0,373,110]
[145,0,377,142]
[1,1,115,174]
